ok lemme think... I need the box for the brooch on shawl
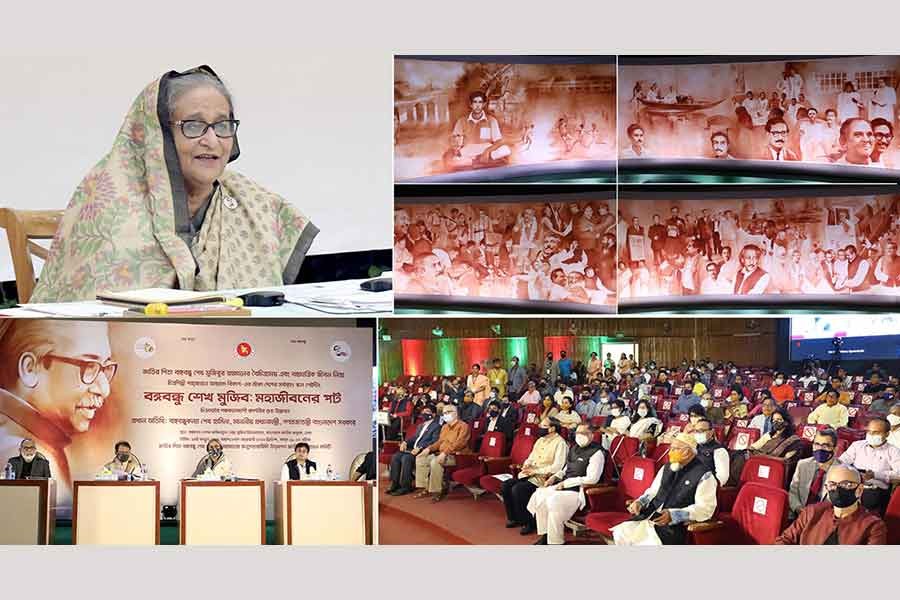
[222,194,239,210]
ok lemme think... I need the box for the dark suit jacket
[759,147,799,161]
[7,455,52,479]
[405,420,441,450]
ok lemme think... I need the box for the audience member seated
[769,372,795,405]
[501,417,568,535]
[837,417,900,514]
[387,403,441,496]
[556,396,583,430]
[674,386,701,415]
[459,391,483,424]
[722,389,750,421]
[868,388,896,415]
[527,424,605,545]
[788,429,838,517]
[693,417,729,486]
[518,380,541,406]
[414,404,470,502]
[776,465,887,545]
[749,397,777,435]
[481,400,515,449]
[807,390,849,428]
[816,375,852,405]
[537,396,560,428]
[888,408,900,449]
[612,433,717,545]
[575,388,597,420]
[554,382,575,406]
[385,388,413,441]
[683,404,707,434]
[628,398,663,441]
[734,406,806,483]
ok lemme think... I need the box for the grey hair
[826,464,861,484]
[19,438,36,449]
[166,71,234,118]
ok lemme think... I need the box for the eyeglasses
[874,133,893,140]
[42,354,117,385]
[812,442,835,450]
[171,119,240,139]
[769,129,788,136]
[824,480,859,492]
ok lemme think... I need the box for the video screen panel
[617,187,900,309]
[394,56,616,182]
[619,56,900,176]
[790,315,900,361]
[395,191,616,312]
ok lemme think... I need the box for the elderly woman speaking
[31,66,318,302]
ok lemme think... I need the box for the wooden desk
[72,480,160,545]
[180,480,265,545]
[273,481,373,545]
[0,479,55,544]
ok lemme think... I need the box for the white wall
[0,52,392,282]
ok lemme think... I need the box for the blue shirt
[558,358,573,380]
[674,393,701,414]
[575,399,597,419]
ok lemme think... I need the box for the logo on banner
[236,342,253,358]
[330,341,351,363]
[133,337,156,359]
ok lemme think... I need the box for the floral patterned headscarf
[31,66,318,303]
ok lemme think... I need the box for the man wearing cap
[612,432,718,545]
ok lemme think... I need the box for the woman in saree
[31,66,318,303]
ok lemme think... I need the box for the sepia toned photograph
[394,56,616,183]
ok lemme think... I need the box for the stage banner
[0,320,373,518]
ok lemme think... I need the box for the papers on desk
[285,290,393,315]
[16,302,128,318]
[96,288,230,306]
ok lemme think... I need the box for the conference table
[180,479,266,545]
[0,274,393,318]
[273,480,373,545]
[72,480,160,544]
[0,479,56,544]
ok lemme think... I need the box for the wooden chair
[0,208,63,303]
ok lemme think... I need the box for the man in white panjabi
[870,78,896,123]
[527,424,605,545]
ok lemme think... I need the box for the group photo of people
[394,200,617,308]
[617,192,900,302]
[376,317,900,546]
[394,58,616,181]
[619,56,900,168]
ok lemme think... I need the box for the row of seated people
[383,390,900,543]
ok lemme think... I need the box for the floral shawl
[31,66,318,303]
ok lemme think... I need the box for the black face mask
[422,413,433,421]
[117,453,130,463]
[489,410,499,417]
[828,487,857,509]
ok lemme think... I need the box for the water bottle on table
[325,464,334,481]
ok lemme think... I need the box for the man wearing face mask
[674,384,701,415]
[481,399,515,450]
[543,353,558,387]
[776,465,887,544]
[807,390,849,428]
[415,405,470,502]
[837,417,900,515]
[459,391,483,425]
[553,382,574,407]
[769,372,795,405]
[789,430,838,518]
[101,441,143,479]
[501,417,567,535]
[387,403,441,496]
[4,438,51,479]
[575,389,597,421]
[692,418,729,486]
[507,357,527,402]
[526,424,605,544]
[557,351,573,384]
[487,358,508,399]
[614,433,717,545]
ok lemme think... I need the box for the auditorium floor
[50,521,281,545]
[378,476,604,545]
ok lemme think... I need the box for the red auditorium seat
[799,424,828,442]
[740,455,786,489]
[846,405,865,426]
[655,397,674,415]
[885,487,900,545]
[451,431,507,498]
[379,423,419,469]
[468,417,487,450]
[689,482,789,544]
[836,427,865,443]
[518,424,539,438]
[478,434,537,497]
[727,427,760,451]
[649,443,670,469]
[834,438,851,459]
[608,435,640,475]
[798,390,816,406]
[584,456,657,538]
[788,405,811,428]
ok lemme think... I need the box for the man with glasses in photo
[0,320,115,499]
[759,117,799,161]
[776,464,887,544]
[869,117,895,168]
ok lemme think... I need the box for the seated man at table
[413,404,470,502]
[788,429,838,518]
[192,438,234,479]
[838,417,900,514]
[4,438,51,479]
[526,423,605,545]
[776,465,887,544]
[612,433,717,545]
[281,442,317,481]
[101,440,143,478]
[387,403,441,496]
[807,390,850,428]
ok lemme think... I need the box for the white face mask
[637,408,649,417]
[575,434,590,448]
[443,413,456,424]
[731,369,737,374]
[701,399,711,408]
[600,395,609,403]
[694,432,709,445]
[775,379,784,386]
[867,433,886,447]
[610,408,621,417]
